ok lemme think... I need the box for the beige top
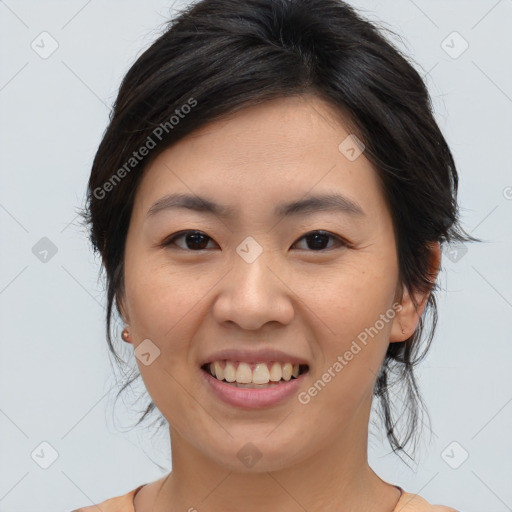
[71,483,458,512]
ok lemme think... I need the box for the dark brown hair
[80,0,479,461]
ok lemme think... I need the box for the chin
[198,433,311,473]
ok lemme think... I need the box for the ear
[389,241,441,342]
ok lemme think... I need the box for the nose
[212,247,295,331]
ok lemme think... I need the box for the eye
[162,230,217,251]
[292,230,347,251]
[161,229,348,252]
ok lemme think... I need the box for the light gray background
[1,1,511,511]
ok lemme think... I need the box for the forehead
[133,95,388,223]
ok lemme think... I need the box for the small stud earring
[122,327,131,343]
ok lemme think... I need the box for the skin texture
[120,94,441,512]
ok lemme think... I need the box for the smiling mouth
[201,361,309,388]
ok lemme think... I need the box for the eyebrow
[146,192,365,219]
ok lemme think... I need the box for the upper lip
[199,348,310,367]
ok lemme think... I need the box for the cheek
[124,252,202,334]
[124,261,205,414]
[302,258,397,335]
[297,254,398,390]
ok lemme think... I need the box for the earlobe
[121,327,132,343]
[389,241,441,343]
[389,286,420,342]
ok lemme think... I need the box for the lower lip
[200,368,307,409]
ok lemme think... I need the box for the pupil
[187,232,208,250]
[308,233,328,250]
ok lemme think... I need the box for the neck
[150,398,400,512]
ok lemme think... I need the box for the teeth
[269,362,282,381]
[224,361,236,382]
[207,361,304,384]
[282,362,292,381]
[253,363,270,384]
[213,361,224,381]
[236,362,252,384]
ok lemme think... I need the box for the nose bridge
[213,235,294,329]
[231,235,277,297]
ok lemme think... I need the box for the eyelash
[160,230,349,252]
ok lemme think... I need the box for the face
[120,94,411,472]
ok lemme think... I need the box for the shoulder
[71,484,145,512]
[396,490,458,512]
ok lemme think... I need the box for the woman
[76,0,476,510]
